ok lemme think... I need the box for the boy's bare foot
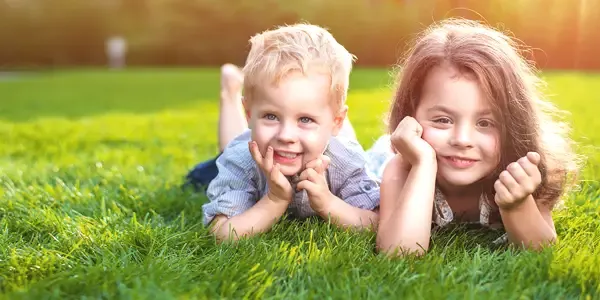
[220,64,244,103]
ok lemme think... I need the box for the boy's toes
[220,63,244,97]
[221,64,243,83]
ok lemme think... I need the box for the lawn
[0,68,598,299]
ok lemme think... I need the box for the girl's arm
[494,152,557,250]
[498,195,557,250]
[376,154,438,256]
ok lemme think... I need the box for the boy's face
[245,71,346,177]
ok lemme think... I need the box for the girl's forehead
[418,70,491,113]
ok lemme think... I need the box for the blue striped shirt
[203,129,381,226]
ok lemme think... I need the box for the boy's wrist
[266,190,292,205]
[313,192,338,217]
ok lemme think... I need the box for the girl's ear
[331,105,348,136]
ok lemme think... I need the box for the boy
[201,23,380,241]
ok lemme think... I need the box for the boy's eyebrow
[298,111,321,119]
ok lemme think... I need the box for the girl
[373,18,581,256]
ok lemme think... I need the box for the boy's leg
[184,64,247,190]
[218,64,247,151]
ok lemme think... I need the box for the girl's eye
[433,117,452,124]
[299,117,314,124]
[264,114,277,120]
[478,119,494,128]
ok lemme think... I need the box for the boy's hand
[390,116,436,168]
[297,155,333,214]
[494,152,542,209]
[249,141,293,203]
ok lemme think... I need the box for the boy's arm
[375,154,438,256]
[498,195,557,250]
[203,136,289,242]
[302,137,379,229]
[316,167,380,230]
[209,194,290,242]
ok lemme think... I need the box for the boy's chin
[279,165,303,177]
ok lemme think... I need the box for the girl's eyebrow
[427,105,454,114]
[427,104,494,117]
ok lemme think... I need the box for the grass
[0,68,599,299]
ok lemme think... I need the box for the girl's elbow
[511,233,558,251]
[376,235,429,257]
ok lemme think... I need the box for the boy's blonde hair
[242,23,356,110]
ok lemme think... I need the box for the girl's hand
[494,152,542,209]
[390,116,436,167]
[249,141,293,203]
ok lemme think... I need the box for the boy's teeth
[276,151,297,158]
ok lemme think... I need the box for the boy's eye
[264,114,277,120]
[433,117,452,124]
[299,117,314,124]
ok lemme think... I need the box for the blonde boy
[203,23,380,241]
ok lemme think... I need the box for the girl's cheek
[484,134,501,163]
[421,127,445,147]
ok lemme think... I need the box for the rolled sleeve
[202,132,260,226]
[337,167,381,211]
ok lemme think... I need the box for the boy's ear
[331,105,348,136]
[242,96,251,120]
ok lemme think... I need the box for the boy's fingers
[264,146,274,172]
[321,155,331,170]
[305,158,319,170]
[298,168,321,183]
[314,159,324,174]
[296,180,317,193]
[306,168,320,182]
[271,163,290,189]
[249,141,263,165]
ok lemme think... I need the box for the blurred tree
[0,0,598,70]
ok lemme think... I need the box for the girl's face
[414,63,501,191]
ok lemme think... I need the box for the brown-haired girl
[372,18,581,256]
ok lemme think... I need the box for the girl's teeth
[451,157,473,163]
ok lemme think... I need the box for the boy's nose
[277,124,298,143]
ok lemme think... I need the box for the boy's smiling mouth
[274,150,302,163]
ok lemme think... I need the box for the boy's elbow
[209,215,241,243]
